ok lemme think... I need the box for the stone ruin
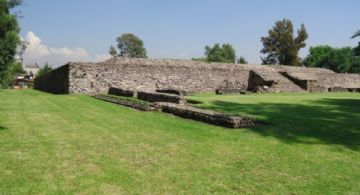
[33,57,360,128]
[94,87,255,128]
[34,57,360,95]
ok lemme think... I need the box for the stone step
[155,102,255,128]
[250,70,305,93]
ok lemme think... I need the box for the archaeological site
[32,57,360,128]
[34,57,360,95]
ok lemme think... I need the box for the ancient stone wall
[317,73,360,89]
[68,58,252,95]
[34,57,360,95]
[282,72,360,91]
[34,64,69,94]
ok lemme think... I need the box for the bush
[304,45,360,73]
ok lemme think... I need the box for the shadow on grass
[0,125,7,131]
[205,98,360,150]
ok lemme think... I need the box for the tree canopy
[0,61,24,87]
[204,43,236,63]
[304,45,360,73]
[237,56,248,64]
[261,19,308,66]
[113,33,147,58]
[0,0,22,86]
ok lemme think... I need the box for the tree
[349,56,360,73]
[352,30,360,56]
[261,19,308,66]
[237,56,248,64]
[354,42,360,56]
[351,30,360,39]
[303,45,332,67]
[109,45,117,57]
[116,33,147,58]
[36,63,53,77]
[0,61,25,87]
[205,43,236,63]
[0,0,22,85]
[304,45,360,73]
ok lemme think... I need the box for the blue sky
[16,0,360,66]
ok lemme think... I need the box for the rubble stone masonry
[34,57,360,94]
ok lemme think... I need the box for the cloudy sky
[15,0,360,67]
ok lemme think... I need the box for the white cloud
[23,31,109,67]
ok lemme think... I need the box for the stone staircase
[249,69,306,93]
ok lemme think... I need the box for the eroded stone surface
[155,102,255,128]
[34,57,360,95]
[137,91,186,104]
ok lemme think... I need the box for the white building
[24,63,40,77]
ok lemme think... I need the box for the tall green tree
[205,43,236,63]
[261,19,308,66]
[116,33,147,58]
[0,0,22,86]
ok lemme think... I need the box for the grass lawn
[0,90,359,194]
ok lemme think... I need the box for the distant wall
[68,59,252,94]
[317,73,360,89]
[34,57,360,95]
[34,64,69,94]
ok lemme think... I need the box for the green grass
[0,90,359,194]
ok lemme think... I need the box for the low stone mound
[137,91,186,104]
[155,102,255,128]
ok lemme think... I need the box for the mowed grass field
[0,90,359,194]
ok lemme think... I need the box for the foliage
[115,33,147,58]
[6,0,22,8]
[0,90,359,194]
[0,0,22,83]
[354,42,360,56]
[304,45,360,73]
[0,60,24,88]
[191,57,207,62]
[109,45,117,57]
[8,60,24,74]
[204,43,236,63]
[36,63,53,77]
[351,30,360,39]
[261,19,308,66]
[237,56,248,64]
